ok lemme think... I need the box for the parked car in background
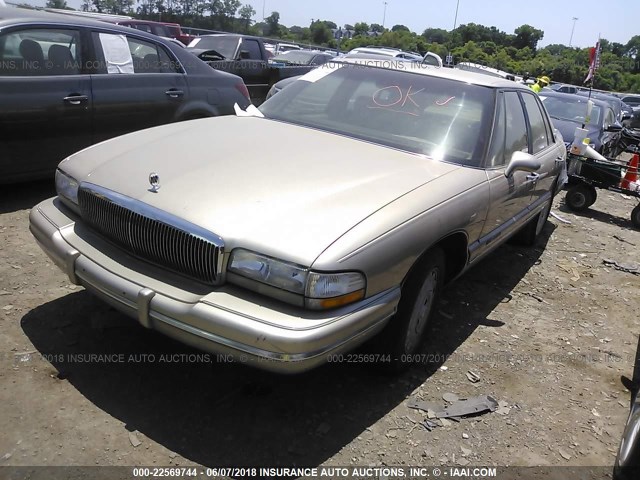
[549,83,581,94]
[275,42,301,54]
[30,59,566,373]
[269,50,333,66]
[577,90,632,125]
[454,62,518,81]
[620,95,640,129]
[186,34,323,104]
[159,22,196,46]
[538,91,622,154]
[348,46,423,61]
[0,7,250,183]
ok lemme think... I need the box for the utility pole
[262,0,266,20]
[453,0,460,30]
[569,17,579,47]
[382,1,388,28]
[446,0,461,67]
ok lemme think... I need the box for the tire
[512,193,553,246]
[565,184,597,211]
[631,204,640,229]
[376,247,445,371]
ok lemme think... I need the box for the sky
[238,0,639,48]
[26,0,640,48]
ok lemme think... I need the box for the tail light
[235,82,250,100]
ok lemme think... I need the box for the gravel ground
[1,179,639,475]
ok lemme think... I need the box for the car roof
[197,33,263,41]
[0,6,168,42]
[336,57,530,89]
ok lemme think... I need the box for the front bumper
[29,197,400,373]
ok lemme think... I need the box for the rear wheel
[377,248,445,371]
[565,184,597,211]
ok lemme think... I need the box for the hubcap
[405,268,439,353]
[572,192,587,208]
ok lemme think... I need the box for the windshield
[272,51,315,64]
[260,63,495,167]
[189,36,238,58]
[539,96,602,126]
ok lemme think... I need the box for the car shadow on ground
[0,179,55,215]
[557,199,637,231]
[20,223,555,467]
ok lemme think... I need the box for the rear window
[260,63,495,167]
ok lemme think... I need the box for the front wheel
[377,248,445,371]
[565,184,597,211]
[512,193,553,246]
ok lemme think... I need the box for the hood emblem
[148,172,160,192]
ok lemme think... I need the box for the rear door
[473,91,538,260]
[89,31,187,143]
[520,90,560,200]
[0,26,91,182]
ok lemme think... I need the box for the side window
[521,93,550,153]
[504,91,529,159]
[93,33,177,74]
[604,109,616,127]
[487,93,506,167]
[240,39,262,60]
[0,28,81,76]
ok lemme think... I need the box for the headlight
[228,249,366,310]
[55,169,79,205]
[228,249,307,294]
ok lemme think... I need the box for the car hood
[549,116,601,147]
[68,117,463,265]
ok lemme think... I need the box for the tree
[626,35,640,59]
[344,24,354,31]
[422,28,449,44]
[391,24,410,33]
[46,0,69,8]
[513,24,544,51]
[310,20,332,45]
[370,23,384,33]
[265,11,281,37]
[353,22,369,37]
[238,4,255,32]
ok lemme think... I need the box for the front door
[0,26,91,182]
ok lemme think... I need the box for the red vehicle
[159,22,196,46]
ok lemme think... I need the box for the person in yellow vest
[530,76,550,93]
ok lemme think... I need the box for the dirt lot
[1,179,640,476]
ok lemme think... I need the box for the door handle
[63,94,88,105]
[165,89,184,98]
[526,172,540,181]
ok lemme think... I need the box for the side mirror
[505,151,542,178]
[622,113,632,121]
[238,50,250,60]
[606,123,623,133]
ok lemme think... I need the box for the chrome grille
[78,185,224,285]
